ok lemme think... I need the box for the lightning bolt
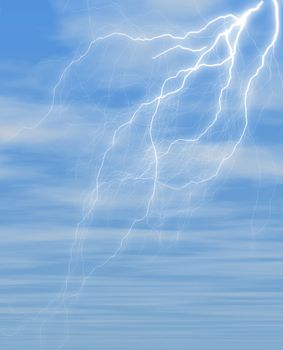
[59,0,280,298]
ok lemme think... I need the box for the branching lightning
[59,0,280,297]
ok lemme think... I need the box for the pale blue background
[0,1,283,349]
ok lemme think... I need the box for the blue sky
[0,1,283,349]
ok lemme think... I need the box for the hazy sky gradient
[0,1,283,349]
